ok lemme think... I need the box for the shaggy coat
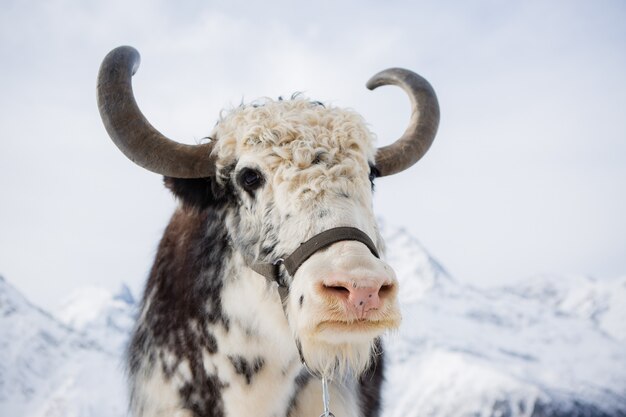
[127,99,399,417]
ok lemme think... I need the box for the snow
[55,285,136,353]
[380,223,626,416]
[1,224,625,416]
[0,276,129,417]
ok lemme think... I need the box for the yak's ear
[164,177,227,210]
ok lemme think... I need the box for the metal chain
[319,376,335,417]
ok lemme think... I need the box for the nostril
[323,284,351,297]
[379,283,394,297]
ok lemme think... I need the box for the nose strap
[251,226,380,286]
[284,226,380,275]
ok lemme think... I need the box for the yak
[97,46,439,417]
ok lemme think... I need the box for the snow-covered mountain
[382,224,626,417]
[1,225,625,416]
[0,276,132,417]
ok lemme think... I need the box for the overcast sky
[1,0,625,309]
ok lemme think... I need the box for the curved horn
[367,68,440,177]
[97,46,216,178]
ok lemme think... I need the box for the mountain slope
[0,276,130,417]
[382,224,626,417]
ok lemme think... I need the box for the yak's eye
[237,168,264,193]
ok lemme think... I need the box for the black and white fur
[127,98,400,417]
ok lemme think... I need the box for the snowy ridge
[381,224,626,417]
[55,285,135,354]
[1,224,625,416]
[0,276,130,417]
[498,273,626,342]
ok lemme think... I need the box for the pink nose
[348,286,381,312]
[322,281,393,319]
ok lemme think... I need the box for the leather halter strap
[251,226,380,302]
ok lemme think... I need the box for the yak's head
[97,46,439,377]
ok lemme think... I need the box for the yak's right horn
[97,46,216,178]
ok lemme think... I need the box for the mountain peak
[379,221,454,303]
[113,283,135,305]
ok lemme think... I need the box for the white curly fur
[213,98,400,377]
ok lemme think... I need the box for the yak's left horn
[367,68,440,177]
[97,46,216,178]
